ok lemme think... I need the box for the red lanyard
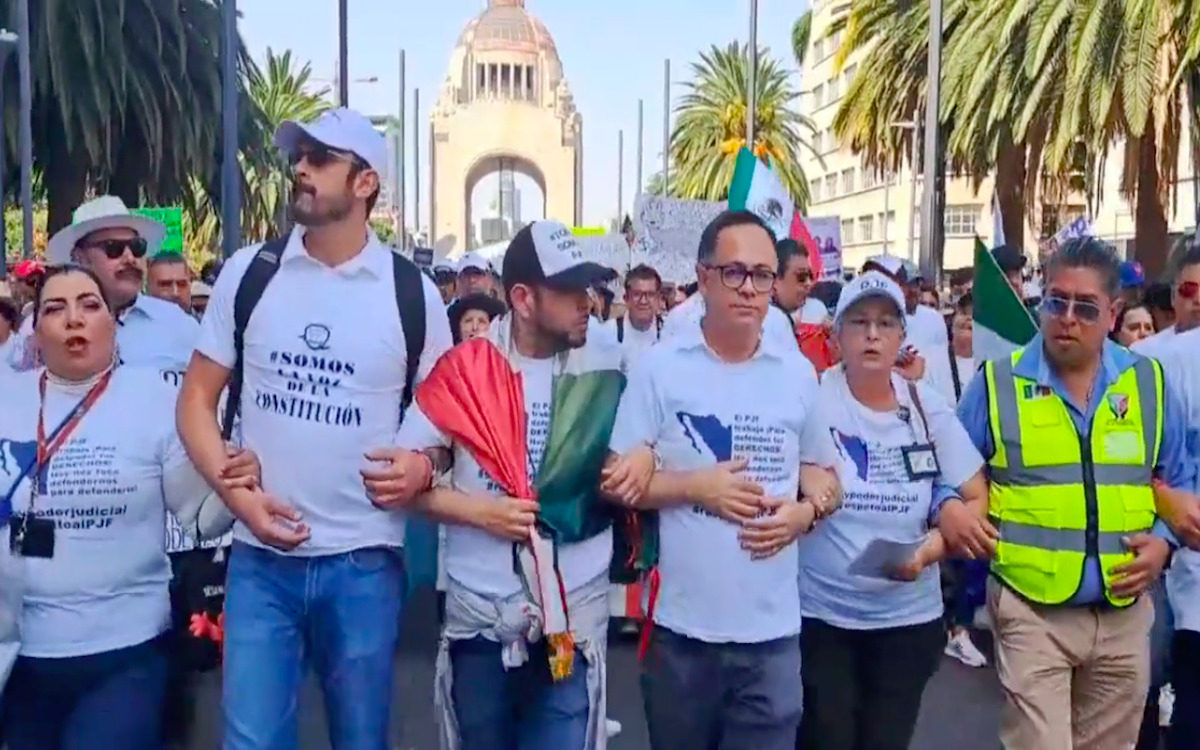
[33,369,113,498]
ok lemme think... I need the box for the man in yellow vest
[951,238,1194,749]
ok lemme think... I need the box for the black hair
[1110,301,1151,343]
[697,210,773,263]
[774,238,808,277]
[1175,243,1200,279]
[595,286,615,321]
[683,281,699,297]
[200,260,223,286]
[1144,281,1174,313]
[447,292,506,344]
[0,297,19,330]
[954,291,973,314]
[625,264,663,291]
[32,264,113,324]
[1042,237,1121,300]
[148,252,188,269]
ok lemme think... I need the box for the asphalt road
[188,589,1003,750]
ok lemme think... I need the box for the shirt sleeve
[1155,372,1197,491]
[929,483,962,525]
[609,354,665,454]
[954,369,994,461]
[394,402,452,451]
[920,381,985,489]
[193,248,255,369]
[414,276,454,384]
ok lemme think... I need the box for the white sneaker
[606,718,623,738]
[944,630,988,668]
[1160,684,1175,727]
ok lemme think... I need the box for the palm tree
[0,0,259,233]
[793,10,812,68]
[186,48,331,257]
[670,42,819,209]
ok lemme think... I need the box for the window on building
[841,218,855,244]
[841,168,855,194]
[826,128,836,151]
[829,76,841,100]
[814,38,824,60]
[813,131,824,153]
[862,170,877,190]
[945,204,981,236]
[825,174,838,199]
[880,210,897,241]
[859,215,874,242]
[843,64,857,89]
[831,29,844,50]
[526,65,536,100]
[811,179,822,202]
[813,83,825,109]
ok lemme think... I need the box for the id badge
[902,443,940,480]
[9,515,55,559]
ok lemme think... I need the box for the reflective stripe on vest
[984,350,1162,607]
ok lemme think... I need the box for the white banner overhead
[632,194,726,285]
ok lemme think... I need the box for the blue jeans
[449,636,590,750]
[2,636,168,750]
[221,542,406,750]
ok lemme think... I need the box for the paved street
[189,590,1002,749]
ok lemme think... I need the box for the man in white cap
[6,196,200,375]
[177,107,453,749]
[456,251,495,298]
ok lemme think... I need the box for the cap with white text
[457,252,492,274]
[273,108,389,182]
[501,220,611,292]
[834,270,906,328]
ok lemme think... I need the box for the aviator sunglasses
[82,237,149,260]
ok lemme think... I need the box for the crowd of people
[0,105,1198,750]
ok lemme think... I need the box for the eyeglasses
[82,238,148,260]
[626,291,657,303]
[288,145,363,171]
[1039,294,1103,323]
[843,316,903,335]
[1177,281,1200,300]
[704,263,777,293]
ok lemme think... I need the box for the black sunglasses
[83,238,149,260]
[288,145,363,171]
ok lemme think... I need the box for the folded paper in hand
[847,537,927,579]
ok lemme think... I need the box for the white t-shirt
[194,228,453,556]
[615,315,661,373]
[0,367,216,657]
[661,294,797,352]
[796,297,830,325]
[1133,326,1179,360]
[799,370,983,630]
[609,323,835,643]
[395,350,612,597]
[905,304,948,351]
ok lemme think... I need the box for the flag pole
[662,59,671,195]
[919,0,945,281]
[747,0,758,154]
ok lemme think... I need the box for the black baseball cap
[991,245,1027,273]
[501,221,612,292]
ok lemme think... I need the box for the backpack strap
[222,239,288,442]
[616,316,624,343]
[390,251,426,416]
[655,316,663,340]
[948,344,963,402]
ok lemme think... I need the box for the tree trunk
[994,137,1027,251]
[1134,128,1168,279]
[40,111,88,236]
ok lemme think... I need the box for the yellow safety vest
[984,349,1163,607]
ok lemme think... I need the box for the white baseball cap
[500,220,613,291]
[834,270,906,328]
[273,108,389,182]
[457,252,492,274]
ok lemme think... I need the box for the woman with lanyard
[796,271,994,750]
[0,265,249,750]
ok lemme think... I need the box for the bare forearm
[641,470,701,510]
[176,389,232,502]
[413,487,489,528]
[920,529,947,566]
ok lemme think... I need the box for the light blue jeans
[221,542,406,750]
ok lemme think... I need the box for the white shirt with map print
[395,351,613,598]
[609,321,836,644]
[194,228,453,557]
[0,366,219,658]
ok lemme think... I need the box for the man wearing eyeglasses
[1134,246,1200,360]
[773,239,828,326]
[952,237,1194,749]
[6,195,199,375]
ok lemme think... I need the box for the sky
[240,0,807,231]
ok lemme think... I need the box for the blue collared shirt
[956,335,1192,605]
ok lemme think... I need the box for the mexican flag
[728,147,794,242]
[973,237,1037,361]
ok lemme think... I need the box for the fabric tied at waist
[434,572,610,750]
[990,518,1152,556]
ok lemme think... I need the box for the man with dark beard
[177,108,453,750]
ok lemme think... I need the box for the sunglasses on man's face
[1040,294,1103,324]
[84,238,148,260]
[1177,281,1200,300]
[288,145,361,170]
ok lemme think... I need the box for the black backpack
[220,238,428,440]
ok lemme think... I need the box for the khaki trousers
[988,578,1152,750]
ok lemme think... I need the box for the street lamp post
[220,0,239,258]
[337,0,349,107]
[0,29,17,277]
[747,0,759,153]
[920,0,945,281]
[398,50,406,249]
[14,0,31,261]
[891,120,919,262]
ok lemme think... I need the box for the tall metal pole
[662,59,671,195]
[636,99,644,200]
[412,89,420,241]
[907,127,920,262]
[747,0,759,154]
[882,172,891,255]
[337,0,349,107]
[397,50,406,248]
[617,130,624,225]
[919,0,945,280]
[0,36,12,276]
[219,0,239,258]
[15,0,31,260]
